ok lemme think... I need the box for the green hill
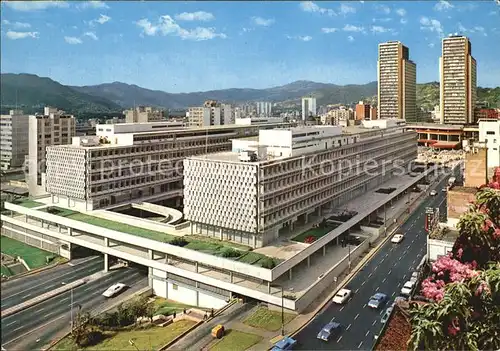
[0,73,122,115]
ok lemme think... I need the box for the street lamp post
[281,286,285,336]
[383,202,387,237]
[128,339,140,351]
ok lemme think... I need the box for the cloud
[3,1,69,11]
[371,26,393,34]
[88,14,111,26]
[372,18,392,23]
[339,4,356,15]
[64,36,82,44]
[375,5,391,15]
[429,43,435,48]
[321,27,338,33]
[457,23,487,36]
[83,31,98,40]
[396,8,406,17]
[434,0,454,12]
[400,18,408,24]
[136,15,226,41]
[343,24,364,32]
[286,35,312,41]
[77,1,109,10]
[175,11,215,21]
[2,20,31,29]
[251,17,275,26]
[347,35,354,42]
[489,11,498,15]
[5,30,39,40]
[299,1,336,16]
[420,16,444,37]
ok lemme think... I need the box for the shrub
[304,236,316,244]
[260,258,276,269]
[169,237,189,247]
[220,247,241,258]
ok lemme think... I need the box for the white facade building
[479,119,500,169]
[256,102,272,117]
[188,101,233,127]
[235,117,286,125]
[301,97,317,120]
[184,120,416,247]
[0,110,29,170]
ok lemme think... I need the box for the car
[401,281,416,296]
[392,296,407,307]
[380,306,394,324]
[368,293,388,309]
[430,190,437,196]
[332,289,352,304]
[271,336,297,351]
[102,283,127,298]
[442,188,447,192]
[317,322,341,342]
[391,234,404,244]
[410,271,419,283]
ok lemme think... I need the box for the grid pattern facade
[378,41,416,121]
[46,148,87,199]
[184,127,417,245]
[440,36,476,125]
[188,105,233,127]
[45,123,293,209]
[0,111,29,170]
[301,97,317,120]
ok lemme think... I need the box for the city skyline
[1,1,499,92]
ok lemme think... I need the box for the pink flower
[494,228,500,239]
[448,324,459,336]
[457,248,464,259]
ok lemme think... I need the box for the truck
[448,177,456,187]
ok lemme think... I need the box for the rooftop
[449,186,479,194]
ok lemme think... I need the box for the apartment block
[0,110,29,170]
[256,102,272,117]
[377,41,417,121]
[27,107,75,196]
[464,146,488,188]
[440,35,477,125]
[124,106,165,123]
[479,119,500,169]
[371,106,378,120]
[355,101,371,120]
[301,97,317,120]
[45,121,294,211]
[323,108,354,125]
[188,100,233,127]
[184,119,416,247]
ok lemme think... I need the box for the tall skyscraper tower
[301,96,317,120]
[377,41,416,121]
[440,35,477,125]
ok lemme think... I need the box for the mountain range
[1,73,499,116]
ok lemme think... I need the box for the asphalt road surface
[295,172,453,351]
[1,255,104,310]
[1,266,148,350]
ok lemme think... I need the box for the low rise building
[0,109,29,170]
[478,119,500,170]
[188,100,233,127]
[323,107,354,125]
[184,120,417,247]
[124,106,165,123]
[355,101,371,120]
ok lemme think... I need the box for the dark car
[271,336,297,351]
[368,293,388,309]
[317,322,341,341]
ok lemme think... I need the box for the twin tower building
[378,35,476,125]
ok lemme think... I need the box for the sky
[1,0,499,93]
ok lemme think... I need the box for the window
[486,131,495,135]
[172,283,178,290]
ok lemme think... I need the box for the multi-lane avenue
[295,171,454,350]
[1,264,148,350]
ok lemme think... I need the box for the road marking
[380,309,385,315]
[2,315,66,346]
[346,324,351,330]
[361,281,365,286]
[392,292,396,297]
[385,253,389,258]
[380,258,384,263]
[12,326,23,332]
[375,286,379,291]
[358,341,363,349]
[43,311,57,319]
[355,313,359,320]
[388,269,392,275]
[355,289,359,294]
[403,274,406,279]
[340,306,344,311]
[365,331,370,337]
[6,321,17,327]
[330,317,336,322]
[36,306,46,312]
[363,304,367,309]
[412,259,416,264]
[60,297,69,302]
[372,320,377,326]
[337,336,343,343]
[21,293,32,299]
[399,256,402,261]
[382,278,386,283]
[368,273,372,278]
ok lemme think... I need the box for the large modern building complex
[440,35,477,125]
[27,107,75,196]
[188,100,233,127]
[45,121,294,211]
[256,102,273,117]
[184,119,416,247]
[124,106,165,123]
[377,41,417,122]
[0,109,29,170]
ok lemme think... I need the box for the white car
[410,271,419,283]
[391,234,404,244]
[400,281,415,296]
[102,283,127,298]
[332,288,352,304]
[430,190,437,196]
[442,188,447,192]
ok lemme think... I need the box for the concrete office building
[188,100,233,127]
[301,97,317,120]
[371,106,378,120]
[323,108,354,125]
[45,121,294,211]
[27,107,75,196]
[440,35,477,125]
[184,119,416,248]
[124,106,165,123]
[0,110,29,170]
[355,101,371,121]
[377,41,417,121]
[479,119,500,170]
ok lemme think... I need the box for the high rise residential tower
[377,41,416,121]
[440,35,477,125]
[301,96,317,120]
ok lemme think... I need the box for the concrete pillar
[267,281,271,294]
[25,214,28,222]
[307,256,311,267]
[58,226,61,233]
[253,234,257,248]
[68,227,73,236]
[41,219,44,228]
[230,272,233,283]
[304,213,309,224]
[190,222,193,235]
[289,268,293,280]
[148,249,153,287]
[104,253,109,272]
[104,237,109,247]
[219,228,223,240]
[195,262,199,273]
[323,246,326,256]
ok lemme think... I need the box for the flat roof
[449,186,478,194]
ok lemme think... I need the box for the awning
[430,141,461,149]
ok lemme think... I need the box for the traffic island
[208,329,262,351]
